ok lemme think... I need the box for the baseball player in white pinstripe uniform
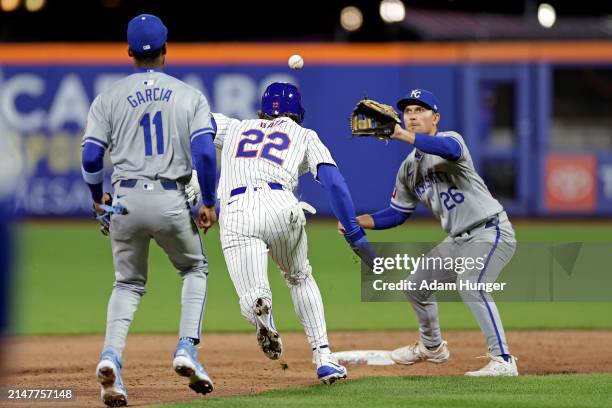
[210,82,375,384]
[81,15,217,406]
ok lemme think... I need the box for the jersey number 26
[439,186,465,210]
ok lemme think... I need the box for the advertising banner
[544,154,597,212]
[0,61,458,217]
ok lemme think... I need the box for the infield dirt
[2,330,612,407]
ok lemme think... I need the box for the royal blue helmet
[260,82,305,123]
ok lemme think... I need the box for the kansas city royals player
[81,14,217,406]
[212,82,373,384]
[347,89,518,376]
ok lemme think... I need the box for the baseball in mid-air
[288,54,304,70]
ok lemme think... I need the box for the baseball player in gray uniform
[210,82,375,384]
[81,15,218,406]
[348,89,518,376]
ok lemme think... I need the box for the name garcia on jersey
[127,87,173,108]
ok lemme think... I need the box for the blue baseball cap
[127,14,167,52]
[397,89,439,113]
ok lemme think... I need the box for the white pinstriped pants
[220,185,329,348]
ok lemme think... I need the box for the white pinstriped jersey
[391,131,503,237]
[212,113,336,200]
[82,70,213,184]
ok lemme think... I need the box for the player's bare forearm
[357,214,375,229]
[390,124,416,144]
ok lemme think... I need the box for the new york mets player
[81,14,218,406]
[348,89,518,376]
[212,82,373,384]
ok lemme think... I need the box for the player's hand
[337,221,346,235]
[197,205,217,234]
[92,193,127,237]
[389,124,416,144]
[93,192,113,214]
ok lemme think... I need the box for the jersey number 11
[140,111,164,156]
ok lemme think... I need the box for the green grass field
[155,374,612,408]
[13,221,612,335]
[11,220,612,407]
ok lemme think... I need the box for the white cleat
[96,347,127,407]
[173,339,214,395]
[390,340,450,365]
[314,346,347,384]
[465,353,519,377]
[254,298,283,360]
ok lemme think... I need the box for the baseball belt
[229,182,284,198]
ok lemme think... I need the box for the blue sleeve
[371,206,411,229]
[414,133,461,161]
[317,164,363,243]
[81,142,105,202]
[191,132,217,206]
[210,114,218,134]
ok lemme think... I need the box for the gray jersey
[391,131,503,237]
[82,70,213,184]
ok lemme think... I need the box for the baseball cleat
[173,339,214,395]
[464,353,519,377]
[254,298,283,360]
[391,340,450,365]
[96,346,128,407]
[314,346,347,384]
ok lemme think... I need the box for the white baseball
[288,54,304,70]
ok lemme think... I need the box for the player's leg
[151,190,212,394]
[103,191,152,355]
[391,239,455,365]
[104,234,148,355]
[267,218,327,349]
[220,205,281,359]
[264,197,346,384]
[458,217,517,376]
[222,237,272,325]
[458,238,513,358]
[97,191,150,407]
[152,210,208,343]
[220,219,271,325]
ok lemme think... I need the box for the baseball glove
[350,97,401,139]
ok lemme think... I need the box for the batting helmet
[260,82,305,124]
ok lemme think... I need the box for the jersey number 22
[235,129,290,165]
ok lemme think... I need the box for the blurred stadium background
[1,0,612,330]
[0,0,612,334]
[0,0,611,219]
[0,0,611,322]
[1,1,611,405]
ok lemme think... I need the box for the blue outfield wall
[1,62,610,218]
